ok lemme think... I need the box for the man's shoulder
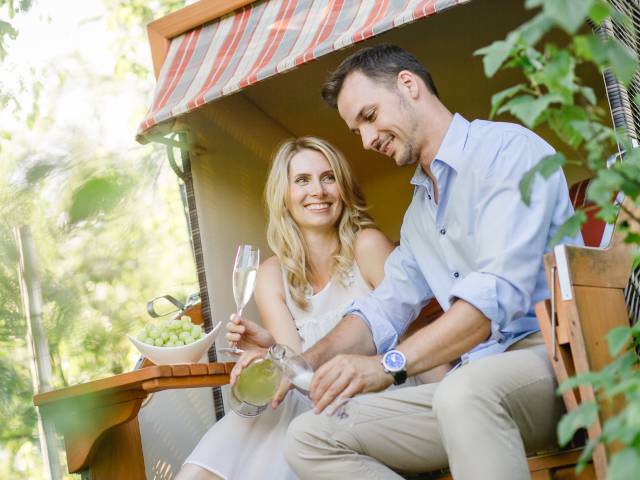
[468,119,548,146]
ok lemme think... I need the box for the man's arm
[304,314,376,370]
[398,299,489,376]
[308,300,489,413]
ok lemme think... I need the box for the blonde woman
[177,137,399,480]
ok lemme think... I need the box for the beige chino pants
[284,333,564,480]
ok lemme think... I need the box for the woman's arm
[254,256,303,353]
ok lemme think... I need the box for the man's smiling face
[337,70,420,167]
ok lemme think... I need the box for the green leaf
[606,326,632,356]
[575,437,599,473]
[530,45,577,103]
[576,35,638,86]
[549,210,587,247]
[549,107,589,148]
[604,377,640,397]
[0,20,18,38]
[557,401,598,446]
[519,153,566,205]
[68,175,132,224]
[608,449,640,480]
[533,0,596,34]
[607,40,638,87]
[558,371,604,393]
[587,170,624,205]
[515,13,554,47]
[498,93,564,128]
[490,84,526,118]
[588,0,610,26]
[474,39,516,77]
[580,86,596,105]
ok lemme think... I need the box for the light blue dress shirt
[345,114,583,364]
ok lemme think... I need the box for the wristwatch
[381,350,407,385]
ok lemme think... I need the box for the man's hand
[309,354,393,414]
[226,313,275,350]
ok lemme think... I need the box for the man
[281,44,581,479]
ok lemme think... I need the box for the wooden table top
[34,362,235,407]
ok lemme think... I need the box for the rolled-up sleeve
[449,133,576,337]
[344,237,433,353]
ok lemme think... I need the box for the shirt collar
[410,113,470,186]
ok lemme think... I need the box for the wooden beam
[147,0,258,77]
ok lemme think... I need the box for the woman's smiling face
[286,148,343,231]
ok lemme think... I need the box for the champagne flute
[218,244,259,356]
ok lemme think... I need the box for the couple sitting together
[176,44,582,480]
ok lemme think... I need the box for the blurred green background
[0,1,199,477]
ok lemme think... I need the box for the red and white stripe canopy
[137,0,469,141]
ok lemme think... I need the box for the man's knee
[433,370,491,423]
[284,411,323,471]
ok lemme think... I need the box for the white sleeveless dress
[183,263,372,479]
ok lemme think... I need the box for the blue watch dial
[383,350,406,371]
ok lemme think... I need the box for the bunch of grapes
[137,315,205,347]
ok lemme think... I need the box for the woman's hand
[270,376,292,410]
[226,313,275,350]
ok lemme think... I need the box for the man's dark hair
[321,44,439,108]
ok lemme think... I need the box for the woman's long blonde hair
[265,136,375,309]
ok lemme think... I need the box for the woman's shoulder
[256,256,285,293]
[354,228,394,258]
[353,228,395,288]
[258,255,283,279]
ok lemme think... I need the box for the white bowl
[128,321,222,365]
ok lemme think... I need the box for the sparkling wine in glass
[219,244,259,356]
[230,355,282,417]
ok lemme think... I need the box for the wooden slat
[171,364,192,376]
[207,363,224,374]
[141,375,230,393]
[536,299,580,412]
[189,363,208,375]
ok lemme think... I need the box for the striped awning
[137,0,470,141]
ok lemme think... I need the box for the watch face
[383,351,405,372]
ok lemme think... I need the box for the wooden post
[15,225,62,480]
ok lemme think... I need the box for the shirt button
[440,228,446,235]
[453,272,460,279]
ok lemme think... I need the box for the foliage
[1,0,194,477]
[476,1,640,478]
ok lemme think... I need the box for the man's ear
[397,70,420,99]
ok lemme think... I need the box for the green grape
[134,315,203,348]
[191,325,203,338]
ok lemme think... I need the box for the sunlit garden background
[1,1,200,477]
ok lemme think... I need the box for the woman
[177,136,417,480]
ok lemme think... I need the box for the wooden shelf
[34,362,233,477]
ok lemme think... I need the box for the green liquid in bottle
[233,359,282,406]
